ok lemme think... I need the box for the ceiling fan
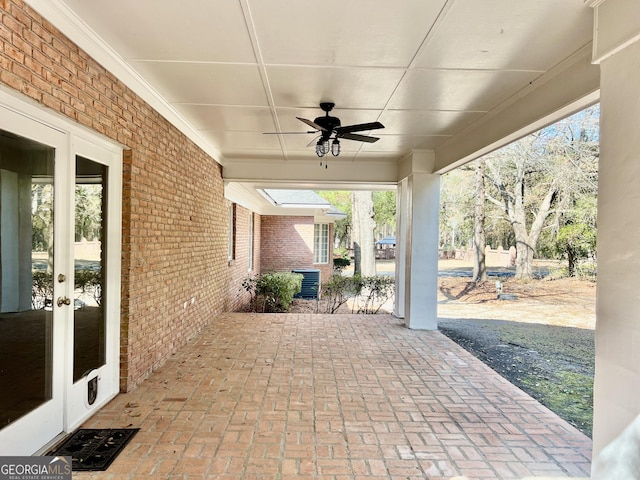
[265,102,384,158]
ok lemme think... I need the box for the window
[248,212,254,271]
[228,203,236,261]
[314,223,329,264]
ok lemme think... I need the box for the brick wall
[0,0,258,390]
[225,205,261,311]
[260,216,334,284]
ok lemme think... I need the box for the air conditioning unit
[292,269,321,299]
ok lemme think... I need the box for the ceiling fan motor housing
[314,115,341,137]
[315,101,340,138]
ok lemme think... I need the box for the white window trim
[248,212,254,271]
[314,223,330,264]
[228,203,236,261]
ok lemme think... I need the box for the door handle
[57,296,71,307]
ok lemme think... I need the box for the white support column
[395,152,440,330]
[591,0,640,458]
[394,178,408,319]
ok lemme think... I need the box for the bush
[353,275,395,314]
[242,272,303,312]
[75,268,102,306]
[321,274,395,314]
[548,260,597,281]
[32,270,53,309]
[321,274,361,313]
[333,257,351,271]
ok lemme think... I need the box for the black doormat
[48,428,139,471]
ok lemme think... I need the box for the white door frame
[0,88,123,455]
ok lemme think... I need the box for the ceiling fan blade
[306,135,321,147]
[263,131,316,135]
[297,117,327,132]
[338,132,380,143]
[336,121,385,134]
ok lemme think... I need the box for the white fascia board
[264,207,327,218]
[434,44,600,173]
[224,182,269,214]
[223,158,399,187]
[314,213,338,223]
[278,203,329,209]
[591,0,640,64]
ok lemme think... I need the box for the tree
[317,190,352,249]
[483,105,599,279]
[352,190,376,276]
[75,185,103,241]
[472,158,487,282]
[544,111,599,276]
[556,224,596,276]
[32,184,54,252]
[372,191,396,239]
[484,141,557,279]
[550,196,597,276]
[439,168,474,251]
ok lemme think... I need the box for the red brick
[260,216,333,282]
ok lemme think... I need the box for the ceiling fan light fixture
[315,139,326,157]
[331,138,341,156]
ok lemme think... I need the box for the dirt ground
[438,270,596,329]
[289,259,597,437]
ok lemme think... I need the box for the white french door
[64,136,122,433]
[0,97,122,455]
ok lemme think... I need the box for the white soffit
[26,0,597,184]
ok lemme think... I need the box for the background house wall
[260,216,334,283]
[0,0,257,391]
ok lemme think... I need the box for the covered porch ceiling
[26,0,600,209]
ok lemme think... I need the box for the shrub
[548,260,597,281]
[32,270,53,309]
[242,272,303,312]
[321,274,361,313]
[352,275,395,314]
[321,274,395,314]
[333,257,351,271]
[75,268,103,306]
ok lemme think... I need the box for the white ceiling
[27,0,598,191]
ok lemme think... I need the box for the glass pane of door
[0,130,55,429]
[73,156,107,382]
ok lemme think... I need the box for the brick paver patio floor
[75,313,592,479]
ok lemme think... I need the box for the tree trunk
[352,191,376,276]
[512,184,556,279]
[515,237,535,279]
[353,242,361,276]
[567,246,575,277]
[473,158,487,282]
